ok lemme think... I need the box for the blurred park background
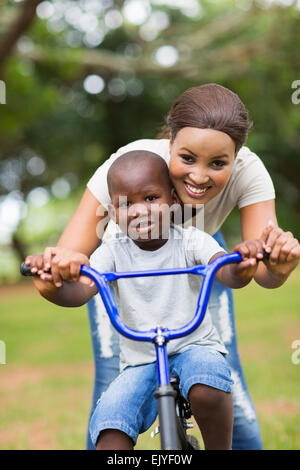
[0,0,299,450]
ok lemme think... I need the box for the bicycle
[21,250,266,450]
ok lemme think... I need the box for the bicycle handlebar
[82,252,243,343]
[20,250,269,345]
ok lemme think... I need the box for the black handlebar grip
[20,262,35,276]
[262,249,270,262]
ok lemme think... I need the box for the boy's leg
[188,384,233,449]
[169,346,234,450]
[211,231,263,450]
[89,362,158,450]
[96,430,134,450]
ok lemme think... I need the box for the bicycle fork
[153,327,179,450]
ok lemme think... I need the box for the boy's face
[108,166,178,250]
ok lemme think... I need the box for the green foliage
[0,0,299,272]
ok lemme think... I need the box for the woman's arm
[57,188,108,255]
[240,200,277,240]
[211,239,265,289]
[25,188,110,285]
[240,200,299,288]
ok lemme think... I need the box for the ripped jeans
[85,231,263,450]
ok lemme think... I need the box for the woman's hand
[25,247,92,287]
[260,221,300,279]
[25,252,51,274]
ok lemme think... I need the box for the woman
[27,84,300,450]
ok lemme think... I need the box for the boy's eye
[146,195,158,202]
[180,154,195,163]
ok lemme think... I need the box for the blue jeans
[89,346,233,446]
[86,231,263,450]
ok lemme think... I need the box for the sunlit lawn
[0,267,299,450]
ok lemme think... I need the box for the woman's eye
[212,160,226,168]
[180,154,195,163]
[119,201,130,208]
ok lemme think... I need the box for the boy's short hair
[107,150,172,198]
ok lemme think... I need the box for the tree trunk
[11,233,27,264]
[0,0,43,77]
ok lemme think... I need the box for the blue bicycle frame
[80,251,242,449]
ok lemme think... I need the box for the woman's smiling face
[169,127,236,207]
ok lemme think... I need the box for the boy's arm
[190,230,262,289]
[33,276,97,307]
[32,244,115,307]
[210,239,265,289]
[32,250,98,307]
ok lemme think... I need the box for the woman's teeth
[185,183,209,194]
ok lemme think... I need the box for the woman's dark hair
[157,83,252,154]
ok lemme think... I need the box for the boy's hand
[25,247,92,287]
[46,248,91,287]
[260,221,300,278]
[232,239,265,283]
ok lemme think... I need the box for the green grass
[0,268,299,450]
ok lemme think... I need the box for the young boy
[33,150,266,450]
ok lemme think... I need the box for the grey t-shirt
[90,224,227,371]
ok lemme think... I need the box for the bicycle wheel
[175,412,201,450]
[186,434,201,450]
[171,375,200,451]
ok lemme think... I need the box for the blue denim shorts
[89,345,233,446]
